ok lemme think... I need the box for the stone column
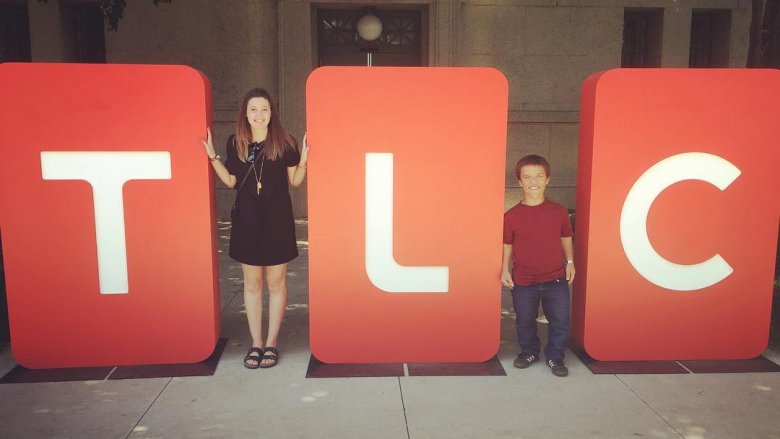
[430,0,458,66]
[278,0,314,218]
[661,6,692,67]
[27,0,64,61]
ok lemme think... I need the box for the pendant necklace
[253,152,265,195]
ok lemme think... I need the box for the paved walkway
[1,221,779,439]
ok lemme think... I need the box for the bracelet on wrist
[209,154,221,161]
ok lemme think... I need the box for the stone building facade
[0,0,751,216]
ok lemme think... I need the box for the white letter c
[620,152,740,291]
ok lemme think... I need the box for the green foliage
[746,0,780,67]
[101,0,172,31]
[37,0,172,32]
[100,0,127,31]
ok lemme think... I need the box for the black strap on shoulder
[234,137,257,192]
[235,163,255,192]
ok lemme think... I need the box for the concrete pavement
[1,220,779,439]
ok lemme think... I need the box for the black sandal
[259,347,279,368]
[243,347,263,369]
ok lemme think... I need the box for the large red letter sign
[573,69,780,360]
[307,67,508,363]
[0,63,220,368]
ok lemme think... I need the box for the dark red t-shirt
[503,199,573,285]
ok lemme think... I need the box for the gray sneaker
[546,358,569,377]
[513,352,539,369]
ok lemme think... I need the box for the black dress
[225,135,300,266]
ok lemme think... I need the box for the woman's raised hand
[300,133,310,165]
[202,128,216,158]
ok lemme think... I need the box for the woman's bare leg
[241,263,264,367]
[263,263,288,365]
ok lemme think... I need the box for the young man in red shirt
[501,155,575,377]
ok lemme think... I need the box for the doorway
[315,6,428,67]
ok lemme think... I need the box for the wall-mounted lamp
[357,10,382,66]
[357,13,383,42]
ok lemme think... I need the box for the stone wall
[11,0,752,216]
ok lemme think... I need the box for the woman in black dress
[202,88,308,368]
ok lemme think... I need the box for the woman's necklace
[253,153,265,195]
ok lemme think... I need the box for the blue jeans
[511,277,570,361]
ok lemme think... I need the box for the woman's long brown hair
[235,88,298,162]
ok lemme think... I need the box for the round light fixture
[357,13,382,42]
